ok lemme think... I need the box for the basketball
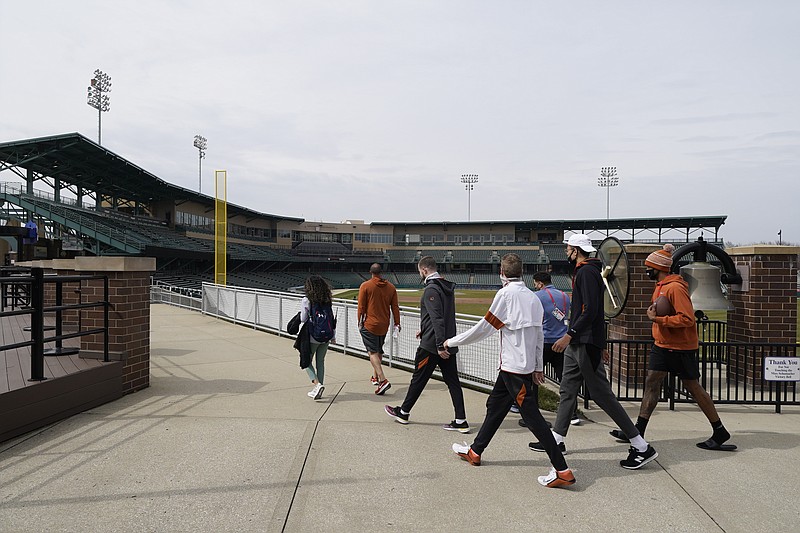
[653,295,674,316]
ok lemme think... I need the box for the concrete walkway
[1,304,798,532]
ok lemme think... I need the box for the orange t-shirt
[357,276,400,335]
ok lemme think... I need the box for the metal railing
[605,338,798,413]
[150,284,203,311]
[0,182,146,253]
[151,282,799,408]
[197,283,500,391]
[0,267,111,381]
[1,266,31,310]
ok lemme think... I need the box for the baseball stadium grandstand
[0,133,729,292]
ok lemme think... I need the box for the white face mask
[500,273,511,286]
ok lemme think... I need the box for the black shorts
[648,345,701,380]
[360,326,386,355]
[542,343,564,377]
[543,343,562,366]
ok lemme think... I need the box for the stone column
[726,246,799,386]
[74,257,156,394]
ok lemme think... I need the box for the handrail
[0,267,111,381]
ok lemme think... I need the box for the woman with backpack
[300,275,336,400]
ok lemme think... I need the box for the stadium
[0,132,728,295]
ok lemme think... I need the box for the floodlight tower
[597,166,618,236]
[193,135,207,193]
[86,69,112,145]
[461,174,479,221]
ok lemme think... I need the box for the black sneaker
[609,429,630,443]
[529,441,567,455]
[620,445,658,470]
[519,419,552,428]
[442,420,470,433]
[384,405,409,424]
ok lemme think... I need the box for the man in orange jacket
[610,244,735,451]
[358,263,401,395]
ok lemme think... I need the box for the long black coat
[293,321,313,369]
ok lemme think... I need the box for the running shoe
[384,405,409,424]
[375,379,391,395]
[529,441,567,455]
[620,445,658,470]
[537,467,576,488]
[442,420,470,433]
[452,442,481,466]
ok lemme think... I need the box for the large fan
[597,236,630,318]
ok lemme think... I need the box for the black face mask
[567,248,578,265]
[646,269,658,281]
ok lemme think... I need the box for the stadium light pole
[86,69,111,145]
[193,135,207,193]
[461,174,478,221]
[597,166,618,236]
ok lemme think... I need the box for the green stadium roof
[0,132,303,222]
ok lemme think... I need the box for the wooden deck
[1,312,123,442]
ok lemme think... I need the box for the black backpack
[308,302,336,342]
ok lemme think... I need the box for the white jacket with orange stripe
[447,280,544,374]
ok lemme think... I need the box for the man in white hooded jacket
[444,253,575,488]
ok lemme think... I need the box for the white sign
[764,356,800,382]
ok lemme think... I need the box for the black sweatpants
[401,346,466,420]
[471,370,568,472]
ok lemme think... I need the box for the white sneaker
[570,416,581,426]
[314,385,325,400]
[452,442,470,454]
[537,466,576,488]
[308,384,321,398]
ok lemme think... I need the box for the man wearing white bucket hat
[529,234,658,470]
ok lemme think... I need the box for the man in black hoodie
[529,234,658,470]
[385,256,469,433]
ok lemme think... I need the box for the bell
[679,262,733,311]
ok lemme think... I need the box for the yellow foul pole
[214,170,227,285]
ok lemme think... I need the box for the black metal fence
[541,319,798,413]
[1,266,31,310]
[603,338,798,413]
[0,267,110,381]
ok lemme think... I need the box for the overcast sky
[1,1,798,244]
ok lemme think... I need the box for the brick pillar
[74,257,156,394]
[607,244,660,382]
[726,246,799,386]
[50,259,83,329]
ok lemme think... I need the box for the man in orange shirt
[358,263,401,395]
[610,244,735,451]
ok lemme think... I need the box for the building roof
[373,216,727,232]
[0,133,303,222]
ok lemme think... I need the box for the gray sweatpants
[554,344,640,439]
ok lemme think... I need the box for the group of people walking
[293,235,735,488]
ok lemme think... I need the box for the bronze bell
[679,262,733,311]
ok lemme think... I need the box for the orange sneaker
[537,467,576,488]
[375,379,391,395]
[452,442,481,466]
